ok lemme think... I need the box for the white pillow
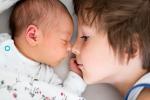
[0,0,19,14]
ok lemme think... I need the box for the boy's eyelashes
[80,36,89,41]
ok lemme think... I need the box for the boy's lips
[74,60,83,68]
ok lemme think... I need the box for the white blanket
[0,0,19,14]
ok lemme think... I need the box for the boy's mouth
[74,59,83,68]
[71,53,84,69]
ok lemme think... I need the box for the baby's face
[72,20,123,84]
[39,16,73,66]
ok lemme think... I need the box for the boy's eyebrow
[61,31,72,40]
[81,25,95,35]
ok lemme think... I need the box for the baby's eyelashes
[62,39,69,45]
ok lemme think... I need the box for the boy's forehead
[78,18,106,36]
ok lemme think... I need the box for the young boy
[71,0,150,100]
[0,0,86,99]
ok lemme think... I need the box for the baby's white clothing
[0,34,86,100]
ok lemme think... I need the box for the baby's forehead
[45,8,73,26]
[40,11,73,35]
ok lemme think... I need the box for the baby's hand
[69,58,83,77]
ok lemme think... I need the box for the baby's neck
[14,37,39,63]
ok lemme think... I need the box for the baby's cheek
[58,48,68,60]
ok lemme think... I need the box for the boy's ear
[125,34,140,61]
[123,42,139,64]
[25,25,42,46]
[130,34,140,58]
[129,42,139,58]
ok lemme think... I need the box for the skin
[71,19,147,97]
[14,12,73,67]
[137,89,150,100]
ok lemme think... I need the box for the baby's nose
[67,43,72,52]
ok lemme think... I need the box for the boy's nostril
[71,53,76,58]
[72,48,80,55]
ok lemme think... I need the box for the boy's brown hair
[9,0,70,39]
[73,0,150,70]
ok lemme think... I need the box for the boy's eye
[80,36,89,41]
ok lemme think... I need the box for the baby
[71,0,150,100]
[0,0,86,99]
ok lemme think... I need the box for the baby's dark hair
[73,0,150,71]
[9,0,70,39]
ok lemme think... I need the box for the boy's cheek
[83,73,95,84]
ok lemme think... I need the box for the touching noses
[67,43,72,52]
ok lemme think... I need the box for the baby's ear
[25,25,42,46]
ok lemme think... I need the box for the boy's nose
[72,47,80,55]
[72,42,80,55]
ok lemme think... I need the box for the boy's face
[39,16,73,66]
[72,21,123,84]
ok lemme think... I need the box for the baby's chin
[47,60,62,67]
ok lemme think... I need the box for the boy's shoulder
[126,73,150,100]
[136,73,150,100]
[137,88,150,100]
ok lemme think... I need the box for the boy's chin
[84,77,98,85]
[84,77,93,84]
